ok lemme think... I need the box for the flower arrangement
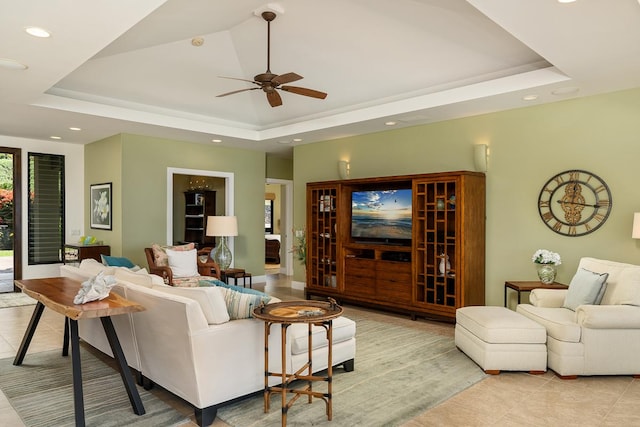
[290,228,307,266]
[532,249,562,265]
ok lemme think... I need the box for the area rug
[0,292,36,308]
[0,347,188,427]
[217,306,487,427]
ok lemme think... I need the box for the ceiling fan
[216,11,327,107]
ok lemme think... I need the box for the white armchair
[517,257,640,378]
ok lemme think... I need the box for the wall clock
[537,169,612,236]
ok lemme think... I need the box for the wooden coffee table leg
[101,317,145,415]
[13,301,45,366]
[69,319,86,427]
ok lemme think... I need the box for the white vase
[439,254,450,276]
[536,264,556,284]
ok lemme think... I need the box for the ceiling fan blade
[281,85,327,99]
[266,90,283,107]
[216,87,259,97]
[272,72,303,85]
[218,76,260,85]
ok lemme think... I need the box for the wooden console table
[64,244,111,265]
[13,277,146,427]
[253,299,343,427]
[504,280,568,309]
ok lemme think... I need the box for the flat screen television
[351,188,412,245]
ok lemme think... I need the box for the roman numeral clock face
[537,170,612,236]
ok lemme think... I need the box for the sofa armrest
[529,288,567,308]
[576,304,640,329]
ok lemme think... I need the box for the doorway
[266,178,293,276]
[0,148,21,293]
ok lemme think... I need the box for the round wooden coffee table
[252,299,343,427]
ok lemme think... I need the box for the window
[28,153,64,264]
[265,199,273,234]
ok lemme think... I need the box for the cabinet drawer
[377,280,412,303]
[344,276,376,297]
[345,257,376,269]
[377,269,411,283]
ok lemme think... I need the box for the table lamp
[206,216,238,271]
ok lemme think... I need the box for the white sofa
[60,260,356,426]
[517,257,640,378]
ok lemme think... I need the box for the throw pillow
[153,285,230,324]
[101,254,135,268]
[563,268,609,311]
[166,248,199,278]
[79,258,116,276]
[219,286,271,320]
[151,243,195,267]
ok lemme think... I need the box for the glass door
[0,148,21,292]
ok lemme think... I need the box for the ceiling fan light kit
[216,11,327,107]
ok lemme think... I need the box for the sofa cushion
[218,287,271,320]
[289,316,357,355]
[114,268,154,288]
[563,268,609,311]
[517,304,581,343]
[151,242,195,267]
[166,248,199,278]
[578,257,640,305]
[153,284,230,324]
[456,306,546,344]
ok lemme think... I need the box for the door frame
[166,167,235,258]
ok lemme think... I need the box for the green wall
[293,87,640,306]
[86,134,266,273]
[85,134,123,254]
[266,154,293,180]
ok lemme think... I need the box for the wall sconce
[632,213,640,239]
[473,144,489,173]
[338,160,350,179]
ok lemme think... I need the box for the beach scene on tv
[351,189,412,240]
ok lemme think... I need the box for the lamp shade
[633,213,640,239]
[206,216,238,237]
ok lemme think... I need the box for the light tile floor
[2,274,640,426]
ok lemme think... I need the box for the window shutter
[28,153,64,264]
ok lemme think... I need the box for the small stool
[455,306,547,375]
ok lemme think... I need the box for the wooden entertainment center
[305,171,485,321]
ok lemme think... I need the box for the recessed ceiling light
[69,127,82,131]
[385,121,397,126]
[277,140,292,144]
[522,94,538,101]
[551,87,580,96]
[50,136,62,140]
[558,0,576,3]
[292,138,303,142]
[25,27,51,38]
[0,58,28,70]
[211,139,222,143]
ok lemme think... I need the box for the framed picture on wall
[90,183,112,230]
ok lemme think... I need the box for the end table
[253,299,343,426]
[504,280,568,309]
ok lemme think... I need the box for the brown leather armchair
[144,247,221,285]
